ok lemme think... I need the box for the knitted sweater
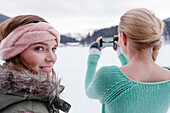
[85,48,170,113]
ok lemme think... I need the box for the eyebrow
[32,42,58,46]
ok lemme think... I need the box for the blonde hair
[118,8,164,61]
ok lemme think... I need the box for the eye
[52,47,57,52]
[35,47,43,51]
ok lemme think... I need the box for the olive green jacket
[0,65,71,113]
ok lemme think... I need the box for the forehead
[32,39,58,46]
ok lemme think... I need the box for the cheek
[27,55,42,67]
[55,54,57,62]
[20,52,43,68]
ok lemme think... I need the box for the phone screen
[100,37,114,47]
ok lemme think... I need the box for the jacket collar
[0,64,71,112]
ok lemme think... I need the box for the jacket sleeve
[1,100,50,113]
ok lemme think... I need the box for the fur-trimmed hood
[0,64,71,112]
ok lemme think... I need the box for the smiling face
[20,39,57,76]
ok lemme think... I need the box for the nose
[45,52,56,63]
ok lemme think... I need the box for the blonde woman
[85,8,170,113]
[0,15,71,113]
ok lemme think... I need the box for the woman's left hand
[113,35,119,51]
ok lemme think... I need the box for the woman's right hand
[96,36,105,50]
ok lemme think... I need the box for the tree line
[80,19,170,46]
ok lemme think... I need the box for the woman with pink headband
[0,15,71,113]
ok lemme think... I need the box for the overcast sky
[0,0,170,35]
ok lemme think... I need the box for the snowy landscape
[0,45,169,113]
[54,45,170,113]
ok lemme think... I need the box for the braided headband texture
[0,22,60,61]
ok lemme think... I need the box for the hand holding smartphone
[99,35,118,49]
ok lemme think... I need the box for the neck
[127,47,155,65]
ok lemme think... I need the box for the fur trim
[0,65,64,102]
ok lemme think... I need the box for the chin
[42,72,51,78]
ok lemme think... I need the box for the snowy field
[54,45,170,113]
[0,45,169,113]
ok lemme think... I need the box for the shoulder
[158,66,170,81]
[95,66,122,80]
[97,65,120,74]
[1,100,49,113]
[0,92,50,113]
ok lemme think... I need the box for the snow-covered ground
[54,45,170,113]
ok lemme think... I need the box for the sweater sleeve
[117,47,129,66]
[118,53,129,66]
[85,54,100,98]
[164,66,170,70]
[85,54,119,103]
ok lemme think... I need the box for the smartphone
[99,36,118,48]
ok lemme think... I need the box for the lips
[40,66,52,73]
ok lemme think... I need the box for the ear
[121,33,127,46]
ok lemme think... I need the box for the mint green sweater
[85,53,170,113]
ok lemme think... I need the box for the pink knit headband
[0,22,60,60]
